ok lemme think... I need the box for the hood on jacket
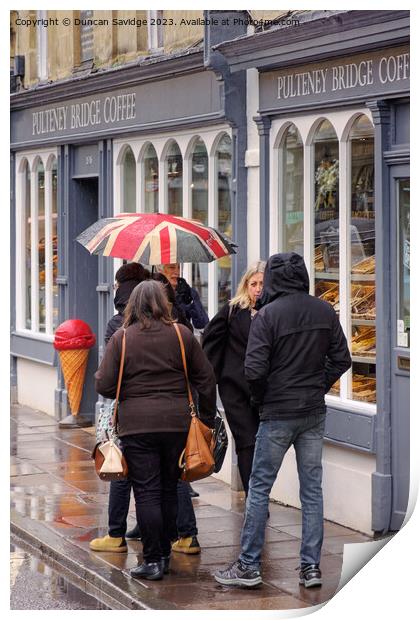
[114,279,141,314]
[256,253,309,309]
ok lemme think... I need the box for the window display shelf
[351,273,375,282]
[352,355,376,364]
[352,318,376,326]
[315,271,339,280]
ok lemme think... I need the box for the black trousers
[237,445,255,496]
[108,478,197,538]
[120,432,188,563]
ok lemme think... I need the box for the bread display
[352,374,376,402]
[352,326,376,356]
[352,255,375,274]
[351,285,375,319]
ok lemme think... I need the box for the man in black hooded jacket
[215,253,351,589]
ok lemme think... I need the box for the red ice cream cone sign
[54,319,96,417]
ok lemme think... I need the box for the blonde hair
[229,261,266,310]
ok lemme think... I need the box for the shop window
[191,139,209,312]
[23,160,31,329]
[281,124,303,255]
[37,160,46,333]
[349,115,376,403]
[398,179,410,348]
[143,143,158,213]
[17,152,58,337]
[52,160,59,329]
[312,120,340,394]
[122,147,136,213]
[215,134,232,310]
[166,141,183,216]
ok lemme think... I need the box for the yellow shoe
[171,536,201,555]
[89,534,127,553]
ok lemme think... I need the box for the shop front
[217,10,410,534]
[10,39,248,427]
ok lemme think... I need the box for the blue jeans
[239,412,326,568]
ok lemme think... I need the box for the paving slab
[10,405,372,610]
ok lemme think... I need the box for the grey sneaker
[214,560,262,588]
[299,564,322,588]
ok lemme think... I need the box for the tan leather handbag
[92,329,129,481]
[173,323,215,482]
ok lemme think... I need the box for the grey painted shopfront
[10,14,249,429]
[217,9,410,534]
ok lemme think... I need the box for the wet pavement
[10,404,371,610]
[10,542,108,609]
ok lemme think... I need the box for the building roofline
[11,46,205,111]
[214,10,410,72]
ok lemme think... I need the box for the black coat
[245,253,352,419]
[202,303,259,451]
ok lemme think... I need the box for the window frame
[15,149,58,341]
[271,109,376,415]
[112,126,232,319]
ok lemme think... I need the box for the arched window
[349,115,375,403]
[23,160,31,329]
[36,159,46,332]
[122,147,136,213]
[313,120,339,393]
[191,139,209,311]
[166,141,182,216]
[281,124,303,255]
[143,144,158,213]
[215,134,232,310]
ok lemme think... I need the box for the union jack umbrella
[76,212,237,264]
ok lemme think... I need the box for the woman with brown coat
[95,280,216,580]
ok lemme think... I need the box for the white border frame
[15,148,58,341]
[112,124,233,316]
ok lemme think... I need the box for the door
[390,168,410,530]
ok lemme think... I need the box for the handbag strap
[112,328,126,430]
[173,323,196,417]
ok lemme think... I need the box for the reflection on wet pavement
[10,542,108,610]
[11,405,372,610]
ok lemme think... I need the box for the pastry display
[352,374,376,403]
[352,254,375,274]
[352,326,376,356]
[314,246,325,271]
[351,284,375,320]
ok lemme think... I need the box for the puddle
[10,542,109,610]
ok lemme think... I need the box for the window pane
[143,144,158,213]
[216,135,232,310]
[191,139,209,312]
[123,148,136,213]
[52,161,59,330]
[398,178,410,347]
[24,162,31,329]
[282,125,303,254]
[166,141,182,216]
[37,162,46,333]
[350,115,376,403]
[313,121,339,395]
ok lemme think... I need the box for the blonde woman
[202,261,265,494]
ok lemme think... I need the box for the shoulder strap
[173,323,196,418]
[112,328,126,430]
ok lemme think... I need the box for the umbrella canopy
[76,212,237,265]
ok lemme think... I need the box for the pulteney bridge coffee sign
[260,46,409,112]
